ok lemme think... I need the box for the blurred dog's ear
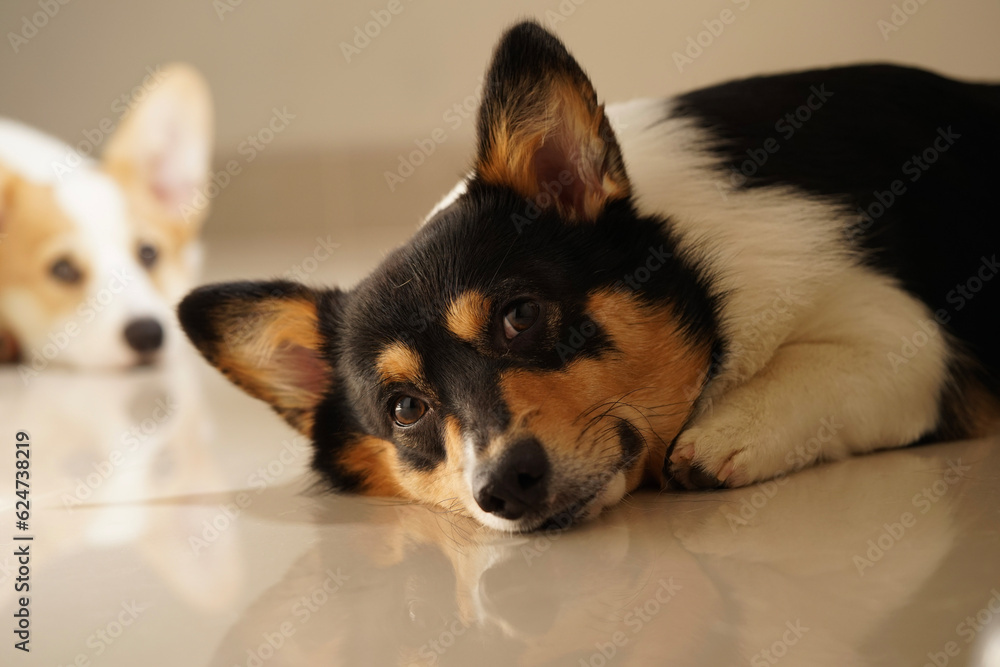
[0,167,15,364]
[178,281,342,434]
[0,165,15,232]
[475,21,630,222]
[104,63,214,230]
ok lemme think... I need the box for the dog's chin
[470,471,629,533]
[132,352,162,368]
[48,351,162,371]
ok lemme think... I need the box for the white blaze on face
[42,170,172,368]
[462,433,524,532]
[459,431,624,532]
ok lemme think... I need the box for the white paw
[667,410,788,489]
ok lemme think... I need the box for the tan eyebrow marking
[445,290,491,343]
[376,341,425,385]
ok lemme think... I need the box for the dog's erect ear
[178,281,342,434]
[103,63,214,229]
[475,21,630,222]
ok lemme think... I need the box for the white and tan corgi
[0,64,213,374]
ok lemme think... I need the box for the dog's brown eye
[138,243,158,269]
[394,396,427,426]
[50,257,82,284]
[503,300,540,339]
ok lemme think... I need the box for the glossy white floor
[2,230,1000,667]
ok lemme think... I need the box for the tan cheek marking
[393,415,474,513]
[501,291,710,487]
[445,290,491,343]
[338,435,407,497]
[0,175,86,325]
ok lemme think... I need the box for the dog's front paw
[667,427,736,490]
[667,428,723,489]
[666,416,785,490]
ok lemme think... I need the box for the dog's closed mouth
[521,426,640,533]
[134,354,160,368]
[532,492,599,533]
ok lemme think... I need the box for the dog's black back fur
[673,65,1000,385]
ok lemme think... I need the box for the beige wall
[3,0,999,249]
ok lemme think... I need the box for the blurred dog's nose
[124,318,164,354]
[474,439,550,520]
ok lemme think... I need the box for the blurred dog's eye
[138,243,159,269]
[50,257,82,284]
[503,299,540,339]
[394,396,427,426]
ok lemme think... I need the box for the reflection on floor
[2,345,999,666]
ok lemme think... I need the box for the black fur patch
[179,21,723,494]
[672,64,1000,389]
[330,182,720,472]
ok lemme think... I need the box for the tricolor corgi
[180,22,999,532]
[0,64,213,374]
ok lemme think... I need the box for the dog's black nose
[474,439,550,520]
[124,318,164,354]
